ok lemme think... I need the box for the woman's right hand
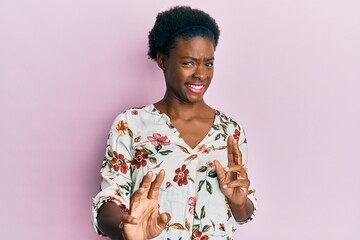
[120,170,171,240]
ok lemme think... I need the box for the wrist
[229,197,254,222]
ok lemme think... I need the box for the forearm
[229,197,254,222]
[97,202,127,240]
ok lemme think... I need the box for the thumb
[157,212,171,229]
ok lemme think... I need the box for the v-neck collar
[149,104,220,152]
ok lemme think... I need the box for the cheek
[207,69,214,80]
[171,68,190,81]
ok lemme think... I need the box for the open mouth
[186,84,206,93]
[188,84,204,90]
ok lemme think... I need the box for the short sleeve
[92,113,134,235]
[230,122,257,224]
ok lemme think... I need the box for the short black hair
[148,6,220,61]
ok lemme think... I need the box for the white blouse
[92,105,257,239]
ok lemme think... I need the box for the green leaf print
[214,133,221,140]
[130,166,135,178]
[119,184,129,192]
[192,224,200,233]
[198,179,205,192]
[149,156,157,164]
[194,210,199,220]
[187,175,194,183]
[212,124,220,130]
[200,205,206,219]
[220,124,228,134]
[159,150,173,155]
[206,180,213,194]
[202,224,212,232]
[140,144,154,155]
[207,169,217,178]
[155,144,162,152]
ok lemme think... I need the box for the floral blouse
[92,105,257,239]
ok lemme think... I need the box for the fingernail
[224,167,229,172]
[223,185,227,189]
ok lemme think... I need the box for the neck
[154,93,212,120]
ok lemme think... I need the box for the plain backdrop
[1,0,359,239]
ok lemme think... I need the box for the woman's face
[159,36,215,104]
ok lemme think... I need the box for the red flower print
[192,230,209,240]
[233,129,240,141]
[187,197,196,214]
[147,133,171,146]
[173,164,189,186]
[109,151,128,174]
[131,149,148,169]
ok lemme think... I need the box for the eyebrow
[180,56,215,61]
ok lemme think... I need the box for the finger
[227,136,235,166]
[157,212,171,230]
[225,165,248,179]
[214,160,226,183]
[139,171,154,200]
[129,187,146,212]
[148,169,165,200]
[232,138,243,166]
[139,171,153,189]
[223,178,250,189]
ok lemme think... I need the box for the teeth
[189,84,204,89]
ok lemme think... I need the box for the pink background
[1,0,359,239]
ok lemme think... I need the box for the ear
[156,52,166,71]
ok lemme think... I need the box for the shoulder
[112,105,154,122]
[215,109,247,142]
[109,105,158,132]
[215,109,242,129]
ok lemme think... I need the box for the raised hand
[121,170,171,240]
[214,136,250,208]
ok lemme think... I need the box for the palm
[123,197,165,239]
[219,168,248,204]
[214,137,250,206]
[122,170,170,240]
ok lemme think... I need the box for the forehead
[170,37,215,59]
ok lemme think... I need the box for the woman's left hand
[214,136,250,208]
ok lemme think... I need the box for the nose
[193,65,207,81]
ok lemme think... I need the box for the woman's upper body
[93,104,257,239]
[93,6,257,240]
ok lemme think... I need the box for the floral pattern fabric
[92,105,257,239]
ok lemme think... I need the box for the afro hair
[148,6,220,61]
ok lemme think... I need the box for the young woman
[92,6,257,240]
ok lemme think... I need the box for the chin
[186,96,205,104]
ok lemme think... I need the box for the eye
[205,62,214,68]
[182,62,194,66]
